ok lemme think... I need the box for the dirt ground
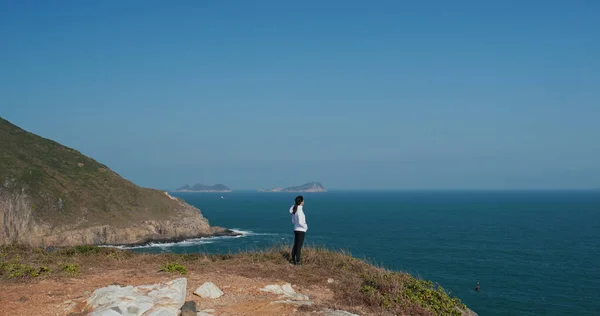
[0,267,338,316]
[1,246,464,316]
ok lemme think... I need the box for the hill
[174,184,231,192]
[261,182,327,192]
[0,117,235,247]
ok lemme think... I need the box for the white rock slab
[86,278,187,316]
[260,284,285,295]
[324,309,360,316]
[193,282,224,299]
[260,283,310,302]
[272,300,314,306]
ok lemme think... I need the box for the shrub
[403,278,466,315]
[361,285,377,294]
[2,261,50,279]
[159,263,187,275]
[61,245,102,256]
[62,263,80,275]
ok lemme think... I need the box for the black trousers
[291,231,306,264]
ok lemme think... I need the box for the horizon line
[164,188,600,192]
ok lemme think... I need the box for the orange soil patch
[0,269,334,316]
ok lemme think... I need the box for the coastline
[172,190,233,193]
[97,227,242,248]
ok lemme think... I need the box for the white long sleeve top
[289,205,308,232]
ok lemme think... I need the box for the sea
[119,191,600,316]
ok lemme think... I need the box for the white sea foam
[100,229,277,250]
[230,229,279,237]
[101,239,215,250]
[164,191,177,200]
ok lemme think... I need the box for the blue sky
[1,1,599,190]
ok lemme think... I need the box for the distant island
[174,184,232,192]
[260,182,327,193]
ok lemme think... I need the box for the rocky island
[260,182,327,192]
[174,184,232,192]
[0,117,238,247]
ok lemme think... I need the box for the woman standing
[290,195,307,265]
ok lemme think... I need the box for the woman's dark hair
[292,195,304,214]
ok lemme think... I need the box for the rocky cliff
[0,117,234,247]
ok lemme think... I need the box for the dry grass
[0,245,469,316]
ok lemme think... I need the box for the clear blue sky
[1,1,599,190]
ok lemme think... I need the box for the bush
[61,245,102,256]
[361,285,377,294]
[403,278,466,316]
[62,263,80,275]
[159,263,187,275]
[1,261,51,279]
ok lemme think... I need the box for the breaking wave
[100,229,277,250]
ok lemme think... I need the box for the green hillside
[0,117,197,229]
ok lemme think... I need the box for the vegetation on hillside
[0,117,196,228]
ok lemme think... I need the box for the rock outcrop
[85,278,187,315]
[260,283,312,306]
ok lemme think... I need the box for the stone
[327,278,335,284]
[193,282,224,299]
[201,309,216,313]
[260,284,285,295]
[323,309,360,316]
[272,300,313,306]
[61,299,79,314]
[86,278,186,316]
[181,301,197,316]
[281,283,309,301]
[261,283,310,304]
[196,313,213,316]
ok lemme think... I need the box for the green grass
[404,279,467,315]
[62,263,80,275]
[159,263,187,275]
[0,255,51,279]
[60,245,103,256]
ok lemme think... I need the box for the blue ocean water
[126,191,600,315]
